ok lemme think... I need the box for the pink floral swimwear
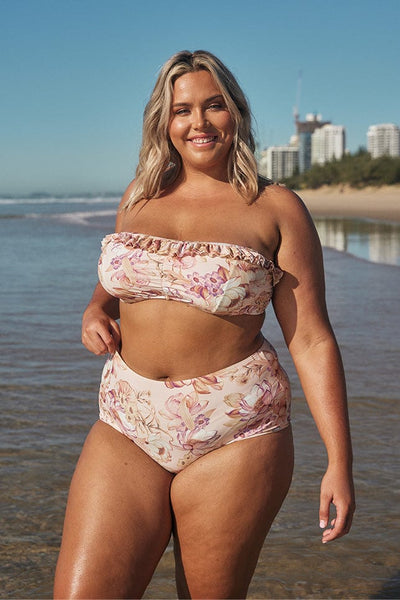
[97,231,290,471]
[99,339,291,473]
[98,232,283,315]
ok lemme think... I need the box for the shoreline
[296,185,400,223]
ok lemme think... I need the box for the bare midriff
[119,300,265,381]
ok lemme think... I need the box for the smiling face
[168,70,235,178]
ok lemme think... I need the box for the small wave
[0,213,26,219]
[0,208,116,224]
[48,209,116,225]
[0,196,120,206]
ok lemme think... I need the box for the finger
[103,323,121,354]
[319,496,331,530]
[102,329,118,354]
[109,320,121,352]
[322,511,352,543]
[83,332,109,355]
[82,323,113,355]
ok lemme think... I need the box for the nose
[192,108,208,129]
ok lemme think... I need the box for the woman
[54,50,355,599]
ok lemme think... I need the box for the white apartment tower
[259,146,299,181]
[311,124,346,165]
[367,124,400,158]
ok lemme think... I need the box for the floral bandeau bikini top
[98,232,284,316]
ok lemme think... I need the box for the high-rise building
[295,113,330,172]
[367,124,400,158]
[311,124,346,165]
[259,146,299,181]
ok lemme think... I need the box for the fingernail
[320,520,326,528]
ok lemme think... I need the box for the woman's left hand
[319,464,355,543]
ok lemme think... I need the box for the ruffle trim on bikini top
[101,231,284,285]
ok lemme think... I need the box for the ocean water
[0,196,399,599]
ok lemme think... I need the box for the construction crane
[293,70,302,124]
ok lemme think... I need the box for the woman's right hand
[81,304,121,355]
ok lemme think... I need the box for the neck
[177,165,230,189]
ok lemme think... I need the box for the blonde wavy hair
[123,50,261,209]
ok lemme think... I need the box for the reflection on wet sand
[314,217,400,266]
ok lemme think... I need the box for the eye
[174,108,190,116]
[208,103,224,110]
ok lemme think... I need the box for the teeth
[191,137,215,144]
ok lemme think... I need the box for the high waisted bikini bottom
[98,338,291,473]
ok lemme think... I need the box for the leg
[171,427,294,599]
[54,421,174,599]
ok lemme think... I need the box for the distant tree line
[281,149,400,189]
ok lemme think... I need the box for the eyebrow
[172,94,225,108]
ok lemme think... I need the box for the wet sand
[298,185,400,222]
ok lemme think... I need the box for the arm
[81,181,136,355]
[271,187,355,543]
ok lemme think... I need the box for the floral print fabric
[98,339,291,473]
[98,232,283,315]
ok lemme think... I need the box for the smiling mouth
[189,136,218,144]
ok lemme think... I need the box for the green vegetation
[282,149,400,189]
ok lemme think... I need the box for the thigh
[54,421,174,599]
[170,426,294,599]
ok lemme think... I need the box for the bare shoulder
[258,184,322,274]
[118,179,137,211]
[258,183,313,227]
[115,179,150,232]
[115,179,138,231]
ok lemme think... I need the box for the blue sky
[1,0,399,195]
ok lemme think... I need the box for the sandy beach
[297,185,400,222]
